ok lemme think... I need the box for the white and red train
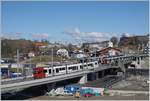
[33,61,99,79]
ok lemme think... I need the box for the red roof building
[98,47,122,57]
[35,42,46,47]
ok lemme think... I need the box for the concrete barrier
[108,90,149,95]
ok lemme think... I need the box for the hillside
[118,35,149,51]
[2,39,38,58]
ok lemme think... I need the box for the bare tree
[110,36,118,47]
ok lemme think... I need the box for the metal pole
[17,49,20,77]
[40,53,41,63]
[52,48,53,66]
[29,56,32,78]
[0,35,1,65]
[61,55,62,63]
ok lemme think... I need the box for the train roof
[67,63,82,67]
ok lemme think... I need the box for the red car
[33,67,46,79]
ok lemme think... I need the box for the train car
[33,67,46,79]
[53,65,66,76]
[67,63,81,73]
[33,61,100,79]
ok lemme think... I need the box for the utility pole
[95,49,97,61]
[17,49,20,77]
[0,36,1,65]
[51,47,54,75]
[28,52,32,79]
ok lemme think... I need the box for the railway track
[1,77,34,85]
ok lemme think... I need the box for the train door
[48,68,53,76]
[44,68,49,77]
[79,64,84,71]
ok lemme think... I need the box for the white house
[108,41,113,47]
[28,52,35,57]
[57,49,69,57]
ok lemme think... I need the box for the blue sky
[2,1,149,44]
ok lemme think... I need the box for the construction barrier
[46,85,106,98]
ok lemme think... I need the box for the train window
[56,68,59,73]
[80,66,83,69]
[59,67,65,71]
[83,65,85,67]
[130,64,135,67]
[49,69,51,74]
[95,62,97,65]
[88,64,93,67]
[62,67,65,70]
[33,70,36,74]
[69,66,77,70]
[74,66,77,70]
[44,70,47,73]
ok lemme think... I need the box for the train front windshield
[33,69,38,74]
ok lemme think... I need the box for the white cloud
[16,32,23,35]
[122,33,131,37]
[64,27,109,42]
[1,33,20,39]
[32,33,49,39]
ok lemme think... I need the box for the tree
[67,43,74,52]
[110,36,118,47]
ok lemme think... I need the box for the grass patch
[26,55,78,64]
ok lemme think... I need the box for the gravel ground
[28,75,149,100]
[112,76,149,91]
[28,94,149,100]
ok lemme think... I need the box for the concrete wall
[78,75,87,84]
